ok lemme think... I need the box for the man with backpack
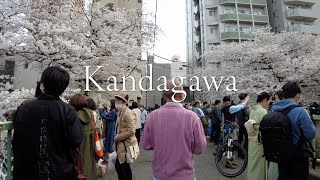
[261,82,316,180]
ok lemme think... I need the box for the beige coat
[114,106,137,164]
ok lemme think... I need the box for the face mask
[115,104,123,110]
[129,103,132,106]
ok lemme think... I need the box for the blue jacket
[99,108,117,153]
[272,100,316,144]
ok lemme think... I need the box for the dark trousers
[238,124,248,158]
[210,125,221,144]
[238,124,248,151]
[278,157,309,180]
[115,157,132,180]
[135,128,141,144]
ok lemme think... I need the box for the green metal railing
[0,121,13,180]
[220,13,268,24]
[252,0,267,5]
[220,13,252,22]
[221,31,250,40]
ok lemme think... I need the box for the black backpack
[260,105,315,164]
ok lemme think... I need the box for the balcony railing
[220,13,269,24]
[206,19,219,25]
[287,8,318,22]
[251,0,267,6]
[253,15,269,24]
[221,31,250,40]
[207,36,221,44]
[284,0,315,7]
[220,13,252,22]
[204,1,218,8]
[288,24,318,34]
[218,0,266,6]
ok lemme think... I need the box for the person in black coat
[13,66,83,180]
[210,100,223,144]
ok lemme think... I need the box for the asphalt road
[100,141,246,180]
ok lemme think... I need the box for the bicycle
[214,120,248,177]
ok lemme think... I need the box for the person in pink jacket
[141,80,207,180]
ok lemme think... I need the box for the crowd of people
[9,66,318,180]
[11,66,150,180]
[180,83,318,180]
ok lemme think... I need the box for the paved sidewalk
[310,164,320,180]
[100,142,246,180]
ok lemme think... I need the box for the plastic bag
[96,158,107,177]
[108,152,117,171]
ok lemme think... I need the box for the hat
[223,96,231,102]
[115,92,129,104]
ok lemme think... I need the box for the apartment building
[187,0,269,69]
[267,0,320,34]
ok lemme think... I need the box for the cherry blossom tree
[0,88,82,122]
[196,29,320,102]
[1,0,159,89]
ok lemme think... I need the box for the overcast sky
[143,0,187,63]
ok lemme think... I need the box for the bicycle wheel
[215,141,248,177]
[213,131,226,156]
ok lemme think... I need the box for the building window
[253,10,259,15]
[239,27,247,32]
[179,67,183,70]
[209,10,216,16]
[226,26,232,31]
[210,27,217,34]
[138,0,142,2]
[24,62,29,69]
[225,8,232,13]
[238,9,245,14]
[273,12,275,18]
